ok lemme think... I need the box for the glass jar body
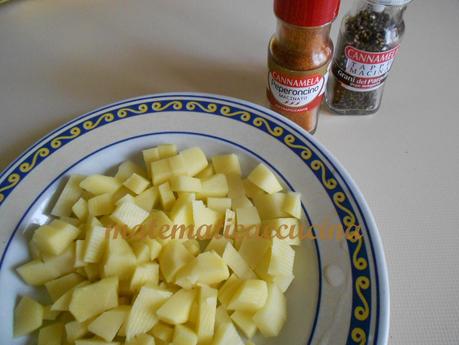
[267,20,333,133]
[326,0,407,115]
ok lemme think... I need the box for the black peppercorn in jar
[326,0,410,115]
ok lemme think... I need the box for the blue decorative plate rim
[0,92,389,345]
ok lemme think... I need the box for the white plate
[0,93,389,345]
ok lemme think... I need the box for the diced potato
[69,277,119,322]
[267,239,295,277]
[173,324,198,345]
[129,263,159,292]
[43,305,60,320]
[145,210,173,243]
[75,338,121,345]
[192,201,222,235]
[242,179,265,199]
[124,173,151,195]
[235,206,261,229]
[170,193,195,228]
[168,153,188,177]
[51,175,85,217]
[183,239,201,256]
[231,310,257,338]
[52,281,89,312]
[158,144,178,159]
[200,174,228,197]
[262,218,300,246]
[231,196,253,209]
[83,263,98,281]
[88,193,115,216]
[252,193,288,219]
[247,164,283,194]
[221,242,256,279]
[282,192,301,219]
[252,284,287,337]
[147,239,162,260]
[14,296,44,337]
[238,238,270,270]
[45,272,85,301]
[170,175,202,193]
[88,306,129,341]
[158,182,176,211]
[227,280,268,312]
[32,219,80,256]
[84,225,108,263]
[196,285,217,344]
[212,320,244,345]
[143,147,161,169]
[102,237,137,280]
[181,147,208,176]
[205,237,229,256]
[272,273,295,292]
[151,321,174,343]
[175,251,229,288]
[222,209,236,238]
[215,305,232,326]
[151,158,172,185]
[110,201,150,229]
[156,288,196,325]
[218,274,242,307]
[125,285,172,340]
[131,241,151,264]
[65,320,89,342]
[207,197,231,213]
[17,244,75,285]
[126,333,155,345]
[195,165,214,179]
[226,174,245,199]
[159,241,194,283]
[115,160,146,182]
[116,193,136,205]
[38,322,64,345]
[134,186,159,211]
[72,197,89,221]
[212,154,241,175]
[80,175,121,195]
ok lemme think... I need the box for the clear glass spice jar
[326,0,410,115]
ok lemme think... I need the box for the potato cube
[215,305,232,326]
[158,144,178,158]
[195,164,214,179]
[123,173,151,195]
[192,200,222,235]
[196,285,217,344]
[231,196,253,209]
[247,164,283,194]
[14,296,44,337]
[156,288,196,325]
[17,244,75,285]
[65,320,89,342]
[159,241,194,283]
[69,277,119,322]
[45,272,85,301]
[262,218,300,246]
[80,175,121,195]
[147,239,162,260]
[221,242,256,279]
[134,186,159,211]
[32,219,79,256]
[170,193,195,228]
[115,160,146,182]
[131,241,151,264]
[110,201,149,229]
[125,285,172,340]
[151,158,173,185]
[181,147,208,176]
[173,324,198,345]
[211,154,241,175]
[205,237,229,256]
[51,175,85,217]
[83,225,107,263]
[217,274,242,307]
[252,193,289,219]
[227,280,268,312]
[158,181,176,211]
[170,175,202,193]
[43,305,60,320]
[88,306,129,341]
[207,197,231,213]
[282,192,301,219]
[273,273,295,292]
[183,239,201,256]
[38,322,64,345]
[88,192,115,216]
[212,321,244,345]
[200,174,228,197]
[235,206,261,229]
[238,238,270,269]
[72,197,88,221]
[231,310,257,338]
[268,239,295,277]
[51,281,89,312]
[222,209,236,239]
[253,284,287,337]
[175,251,229,288]
[226,173,245,199]
[102,237,137,280]
[126,334,155,345]
[129,263,159,292]
[242,178,265,199]
[151,322,174,342]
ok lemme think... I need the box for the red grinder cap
[274,0,341,27]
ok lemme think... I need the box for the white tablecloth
[1,1,458,344]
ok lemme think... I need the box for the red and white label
[333,45,400,91]
[268,71,326,111]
